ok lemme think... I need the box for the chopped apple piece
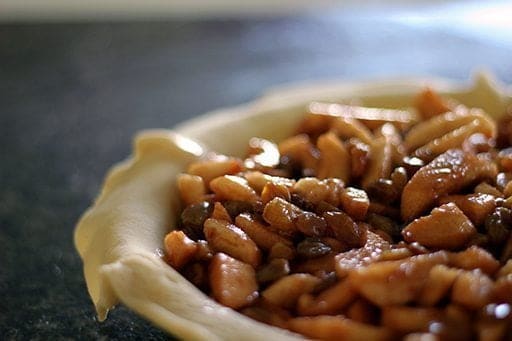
[415,87,454,119]
[288,315,393,341]
[209,253,258,309]
[235,213,292,251]
[401,149,497,222]
[451,269,494,310]
[381,306,443,334]
[204,218,261,267]
[335,230,390,278]
[164,230,198,270]
[297,279,356,316]
[278,134,319,171]
[262,274,321,309]
[209,175,260,204]
[348,252,449,307]
[177,173,206,206]
[188,155,242,185]
[449,245,500,275]
[316,132,351,182]
[211,202,232,222]
[414,118,495,160]
[292,177,331,205]
[261,182,291,205]
[402,203,476,250]
[438,193,496,227]
[417,264,461,306]
[262,197,302,235]
[340,187,370,221]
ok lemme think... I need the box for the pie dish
[74,73,512,340]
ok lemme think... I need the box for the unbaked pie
[75,73,512,340]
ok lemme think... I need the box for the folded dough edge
[74,130,302,340]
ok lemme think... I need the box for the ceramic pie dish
[74,73,512,340]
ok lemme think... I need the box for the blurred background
[1,0,512,339]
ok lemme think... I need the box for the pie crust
[74,73,511,340]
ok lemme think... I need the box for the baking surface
[1,5,512,339]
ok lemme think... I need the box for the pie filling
[164,89,512,340]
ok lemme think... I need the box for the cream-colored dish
[74,73,511,340]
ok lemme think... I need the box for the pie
[75,73,512,340]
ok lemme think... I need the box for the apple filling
[164,89,512,340]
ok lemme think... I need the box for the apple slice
[401,149,497,222]
[209,253,258,309]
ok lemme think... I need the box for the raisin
[367,178,400,203]
[278,155,303,180]
[315,201,340,216]
[223,200,255,219]
[347,138,370,179]
[179,201,213,240]
[296,211,328,237]
[290,193,316,212]
[485,207,512,245]
[181,262,208,290]
[496,111,512,148]
[323,211,366,248]
[366,213,401,241]
[256,258,290,284]
[297,238,332,259]
[390,167,408,194]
